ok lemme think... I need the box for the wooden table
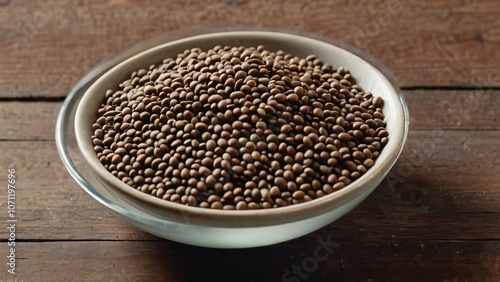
[1,0,499,281]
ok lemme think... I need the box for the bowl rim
[72,29,409,227]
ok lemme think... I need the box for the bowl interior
[75,31,408,227]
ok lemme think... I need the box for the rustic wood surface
[1,0,499,281]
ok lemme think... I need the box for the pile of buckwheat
[91,45,388,210]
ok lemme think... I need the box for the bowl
[64,30,408,248]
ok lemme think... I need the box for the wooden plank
[330,129,500,242]
[0,139,158,241]
[1,1,499,280]
[1,128,499,241]
[404,90,500,130]
[0,89,498,141]
[1,0,499,99]
[0,101,59,140]
[1,240,498,281]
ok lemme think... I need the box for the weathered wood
[2,240,498,281]
[1,128,499,241]
[1,1,499,280]
[0,139,157,241]
[0,90,497,141]
[0,101,59,140]
[404,90,500,130]
[1,0,499,99]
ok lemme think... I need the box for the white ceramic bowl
[71,30,408,248]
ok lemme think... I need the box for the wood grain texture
[1,128,498,241]
[0,0,499,98]
[0,101,60,140]
[1,1,500,280]
[0,89,497,141]
[1,241,498,281]
[404,90,500,130]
